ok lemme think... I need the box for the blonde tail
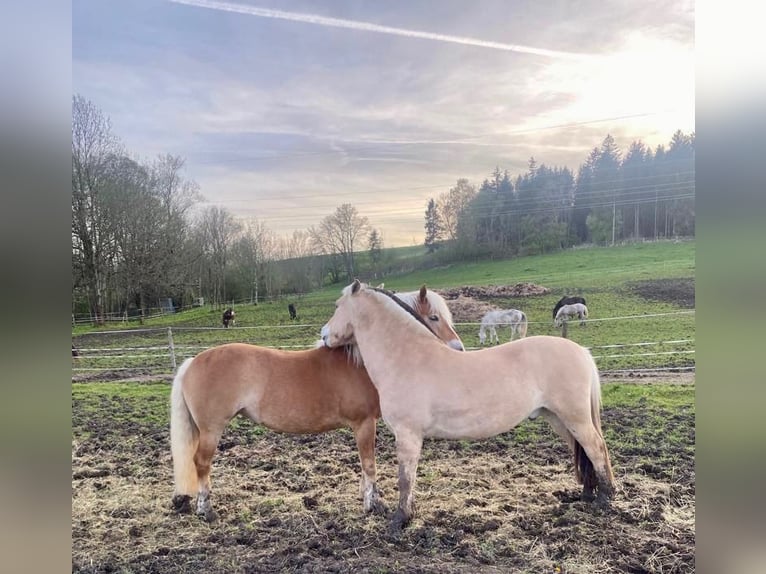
[588,353,614,484]
[170,358,199,499]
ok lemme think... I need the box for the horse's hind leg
[391,428,423,534]
[353,417,385,515]
[558,417,614,505]
[194,428,223,522]
[541,411,595,499]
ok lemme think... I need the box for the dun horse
[171,286,463,521]
[321,281,615,532]
[478,309,528,344]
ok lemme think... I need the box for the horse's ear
[419,284,428,303]
[351,279,362,294]
[376,283,385,289]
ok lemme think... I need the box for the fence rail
[72,311,695,379]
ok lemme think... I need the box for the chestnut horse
[321,281,615,532]
[171,286,463,521]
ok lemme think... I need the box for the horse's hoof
[595,491,613,509]
[580,490,596,503]
[390,509,411,534]
[368,498,388,516]
[171,495,193,514]
[199,508,219,523]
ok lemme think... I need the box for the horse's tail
[518,312,528,338]
[171,358,199,498]
[573,352,614,486]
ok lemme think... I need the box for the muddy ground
[626,278,695,309]
[72,386,694,573]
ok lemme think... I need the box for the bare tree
[71,94,122,323]
[310,204,370,281]
[196,206,240,306]
[148,155,201,302]
[437,179,476,241]
[231,219,280,303]
[282,229,314,260]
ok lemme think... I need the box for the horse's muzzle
[320,324,331,346]
[448,339,465,351]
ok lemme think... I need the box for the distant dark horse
[222,308,236,328]
[288,303,297,320]
[552,296,586,321]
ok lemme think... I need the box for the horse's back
[483,336,594,383]
[182,343,379,432]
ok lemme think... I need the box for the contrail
[168,0,590,60]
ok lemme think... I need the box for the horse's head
[320,280,465,352]
[321,279,364,349]
[397,285,464,351]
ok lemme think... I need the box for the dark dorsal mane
[369,286,439,339]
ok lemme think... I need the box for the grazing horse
[222,308,235,328]
[321,280,615,532]
[554,303,589,327]
[478,309,528,345]
[170,286,463,522]
[288,303,297,320]
[552,296,586,321]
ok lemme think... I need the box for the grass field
[73,240,695,376]
[72,239,695,573]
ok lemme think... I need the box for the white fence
[72,310,695,379]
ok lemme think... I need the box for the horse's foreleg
[391,429,423,534]
[353,417,385,515]
[194,430,222,522]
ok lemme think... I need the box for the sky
[73,0,695,247]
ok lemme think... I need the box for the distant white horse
[554,303,589,327]
[478,309,528,344]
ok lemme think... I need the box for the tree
[71,94,122,323]
[368,228,383,276]
[436,179,476,241]
[620,141,649,239]
[424,198,443,252]
[196,206,240,305]
[310,204,370,282]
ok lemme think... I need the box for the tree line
[72,95,388,323]
[73,94,694,324]
[424,131,695,257]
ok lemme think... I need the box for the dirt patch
[438,283,551,300]
[441,295,499,323]
[627,278,695,309]
[72,387,695,573]
[436,283,550,323]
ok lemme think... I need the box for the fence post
[168,327,177,372]
[561,321,568,339]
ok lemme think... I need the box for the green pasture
[72,240,695,374]
[71,380,695,441]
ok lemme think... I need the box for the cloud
[75,1,695,246]
[167,0,592,60]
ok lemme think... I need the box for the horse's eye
[429,315,439,322]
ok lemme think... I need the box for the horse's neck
[355,294,437,364]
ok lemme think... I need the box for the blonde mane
[395,288,455,325]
